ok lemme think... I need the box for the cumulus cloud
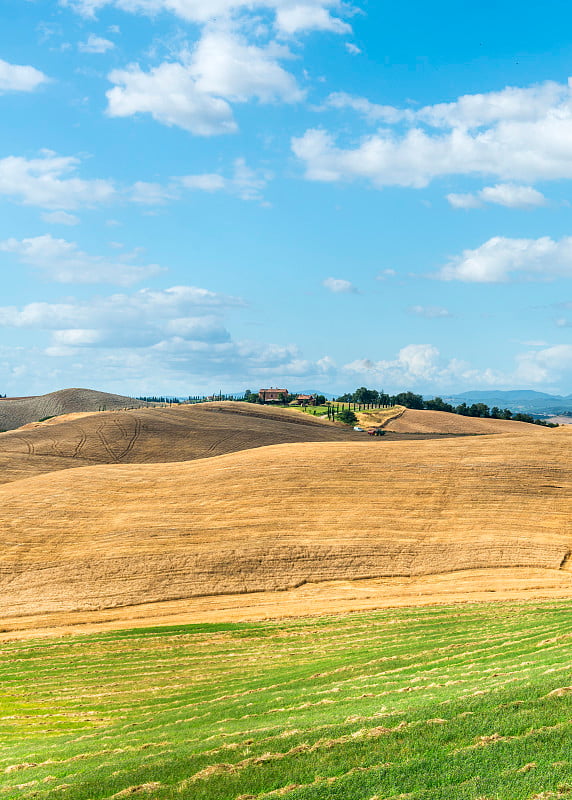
[106,29,304,135]
[344,344,445,384]
[107,61,236,136]
[323,277,357,293]
[0,234,164,285]
[192,30,303,103]
[61,0,351,35]
[275,5,350,34]
[447,183,547,210]
[297,78,572,188]
[0,58,49,92]
[78,33,115,53]
[515,344,572,385]
[439,236,572,283]
[0,153,116,209]
[0,282,336,390]
[342,344,519,390]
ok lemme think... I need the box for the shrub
[338,409,358,425]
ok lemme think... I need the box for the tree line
[335,387,558,427]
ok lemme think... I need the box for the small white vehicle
[353,426,364,432]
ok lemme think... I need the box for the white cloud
[480,183,547,208]
[344,344,444,384]
[180,173,226,192]
[275,5,350,34]
[78,33,116,53]
[178,158,269,201]
[408,305,452,318]
[192,30,303,103]
[0,285,242,331]
[0,153,116,209]
[439,236,572,283]
[0,234,164,285]
[376,268,396,280]
[515,344,572,385]
[345,43,361,55]
[322,91,406,123]
[41,211,80,226]
[447,183,547,210]
[0,282,338,390]
[446,192,484,209]
[106,29,303,135]
[107,61,236,136]
[61,0,352,35]
[296,78,572,188]
[0,58,49,93]
[130,180,176,204]
[323,277,357,293]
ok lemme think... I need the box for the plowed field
[0,402,361,485]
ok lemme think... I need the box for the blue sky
[2,0,572,396]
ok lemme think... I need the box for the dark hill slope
[0,402,360,485]
[0,388,147,432]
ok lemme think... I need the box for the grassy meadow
[2,601,572,800]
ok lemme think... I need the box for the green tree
[353,387,380,404]
[338,409,358,425]
[392,391,425,409]
[424,396,454,413]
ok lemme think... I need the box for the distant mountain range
[440,390,572,416]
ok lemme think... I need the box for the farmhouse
[296,394,317,406]
[258,387,288,403]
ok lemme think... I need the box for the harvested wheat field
[379,407,552,435]
[0,401,463,487]
[1,427,570,635]
[0,401,366,486]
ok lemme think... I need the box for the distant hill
[441,389,572,416]
[0,388,148,432]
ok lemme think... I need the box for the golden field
[0,405,570,638]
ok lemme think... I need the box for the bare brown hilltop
[0,388,148,432]
[1,426,570,636]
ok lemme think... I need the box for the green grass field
[2,601,572,799]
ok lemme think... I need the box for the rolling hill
[0,401,362,485]
[379,407,551,434]
[1,427,569,634]
[0,388,148,432]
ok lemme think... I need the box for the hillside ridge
[0,388,148,432]
[1,430,569,623]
